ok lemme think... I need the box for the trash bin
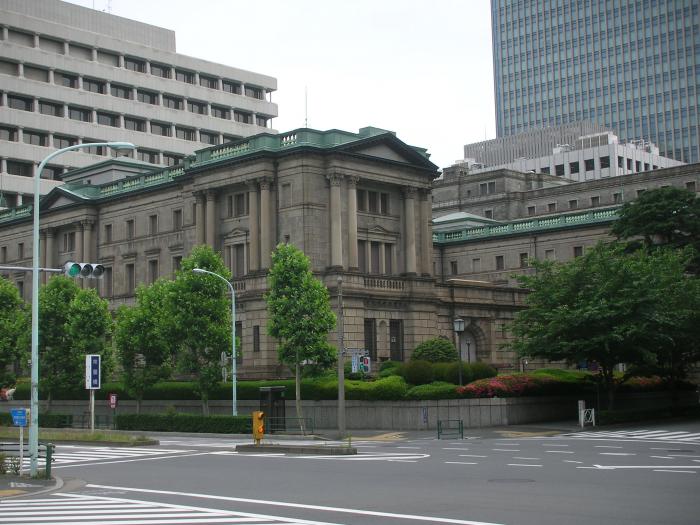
[259,386,286,433]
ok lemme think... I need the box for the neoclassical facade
[0,127,528,377]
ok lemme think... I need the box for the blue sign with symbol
[85,354,101,390]
[10,408,27,427]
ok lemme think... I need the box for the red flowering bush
[456,374,563,398]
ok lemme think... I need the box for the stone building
[0,126,528,377]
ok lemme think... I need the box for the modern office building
[491,0,700,163]
[0,0,278,208]
[465,130,682,183]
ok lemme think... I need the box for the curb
[0,475,64,500]
[236,444,357,455]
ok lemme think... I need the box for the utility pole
[337,275,346,437]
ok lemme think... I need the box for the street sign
[85,354,101,390]
[351,354,359,373]
[10,408,27,427]
[108,393,118,409]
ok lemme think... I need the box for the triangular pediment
[367,225,393,235]
[40,187,86,211]
[224,227,249,239]
[338,134,436,170]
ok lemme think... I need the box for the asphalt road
[3,420,700,525]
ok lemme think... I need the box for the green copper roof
[433,207,619,244]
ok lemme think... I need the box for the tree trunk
[295,362,306,435]
[136,397,142,415]
[202,398,209,416]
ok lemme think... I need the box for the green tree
[66,288,114,381]
[0,276,29,387]
[265,244,336,428]
[411,338,459,362]
[115,279,174,413]
[169,246,231,414]
[508,242,697,409]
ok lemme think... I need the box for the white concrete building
[0,0,278,209]
[467,131,683,183]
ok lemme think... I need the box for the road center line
[545,450,574,454]
[459,454,487,458]
[507,463,542,467]
[512,457,540,460]
[492,449,520,452]
[86,484,507,525]
[594,446,623,449]
[446,461,479,465]
[599,452,636,456]
[653,470,696,474]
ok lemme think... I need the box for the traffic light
[252,411,265,445]
[63,261,105,279]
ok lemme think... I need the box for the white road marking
[51,452,212,469]
[561,430,700,444]
[492,449,520,452]
[583,464,700,470]
[667,454,700,458]
[442,448,470,451]
[599,453,636,456]
[459,454,487,458]
[563,460,583,464]
[650,456,674,459]
[544,444,568,447]
[545,450,574,454]
[446,461,478,465]
[86,484,508,525]
[512,457,540,460]
[653,470,696,474]
[594,446,623,449]
[397,446,422,449]
[507,463,542,467]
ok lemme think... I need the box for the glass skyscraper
[491,0,700,162]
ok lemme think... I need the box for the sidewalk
[0,474,62,499]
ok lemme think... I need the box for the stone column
[420,189,432,276]
[45,228,55,273]
[76,223,84,262]
[82,220,93,261]
[248,181,260,271]
[403,187,417,275]
[195,193,206,245]
[328,173,343,268]
[259,178,272,269]
[39,231,47,285]
[205,190,217,248]
[347,176,359,270]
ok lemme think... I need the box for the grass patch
[0,426,155,445]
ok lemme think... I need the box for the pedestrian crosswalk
[563,429,700,444]
[0,493,335,524]
[23,446,195,468]
[212,450,430,461]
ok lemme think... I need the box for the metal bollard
[44,443,55,479]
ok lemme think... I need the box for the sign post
[85,355,101,432]
[11,408,28,476]
[108,393,118,426]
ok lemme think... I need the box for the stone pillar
[248,181,260,272]
[39,231,47,285]
[33,34,39,47]
[327,173,343,268]
[91,48,98,61]
[82,220,93,261]
[205,190,217,248]
[347,176,359,270]
[403,187,417,275]
[195,193,206,245]
[259,178,272,269]
[45,228,55,272]
[17,63,24,78]
[420,189,432,276]
[0,158,6,173]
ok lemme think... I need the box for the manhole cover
[488,479,535,483]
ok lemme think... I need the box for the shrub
[431,362,497,385]
[380,360,401,372]
[470,362,498,381]
[115,413,251,433]
[411,338,458,363]
[0,412,12,426]
[457,374,561,398]
[405,381,461,400]
[345,376,408,401]
[400,360,434,385]
[431,362,452,383]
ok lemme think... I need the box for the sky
[65,0,496,170]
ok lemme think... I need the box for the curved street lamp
[192,268,237,416]
[29,142,135,476]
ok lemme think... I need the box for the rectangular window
[151,122,171,136]
[101,267,113,298]
[104,224,112,243]
[591,196,600,207]
[256,115,269,127]
[548,202,557,213]
[83,78,105,94]
[0,246,6,263]
[200,131,219,145]
[495,255,505,270]
[23,130,48,146]
[686,181,697,192]
[364,319,377,361]
[479,183,488,196]
[148,214,158,235]
[68,106,91,122]
[600,156,610,169]
[124,57,146,73]
[627,158,633,171]
[187,100,206,114]
[125,117,146,132]
[541,166,550,174]
[111,84,131,99]
[637,189,646,197]
[472,257,481,272]
[253,325,260,352]
[138,149,159,163]
[568,199,578,210]
[613,192,623,204]
[17,243,24,259]
[245,86,264,99]
[484,209,493,219]
[450,261,458,275]
[126,263,135,294]
[24,65,48,82]
[370,241,381,274]
[17,281,24,299]
[555,164,565,176]
[126,219,134,240]
[56,72,78,88]
[584,158,595,171]
[569,161,579,174]
[618,156,624,168]
[519,252,529,268]
[234,111,253,124]
[173,209,183,230]
[200,75,219,89]
[527,205,536,216]
[380,193,389,214]
[175,69,195,84]
[222,80,241,94]
[358,240,367,273]
[545,249,556,261]
[234,193,247,217]
[212,105,231,119]
[8,95,33,111]
[97,111,119,127]
[6,161,32,177]
[53,135,77,148]
[357,190,366,212]
[389,320,404,361]
[488,181,496,193]
[635,161,641,172]
[148,259,158,284]
[233,243,245,277]
[0,126,18,141]
[39,100,63,117]
[150,63,171,78]
[96,50,118,66]
[368,191,379,213]
[137,89,157,104]
[176,127,196,141]
[573,246,584,258]
[163,95,183,110]
[163,153,183,167]
[384,244,393,274]
[63,232,75,252]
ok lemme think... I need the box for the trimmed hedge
[115,413,251,433]
[345,376,408,401]
[457,374,591,398]
[411,338,458,363]
[400,360,434,386]
[405,382,461,400]
[0,412,11,426]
